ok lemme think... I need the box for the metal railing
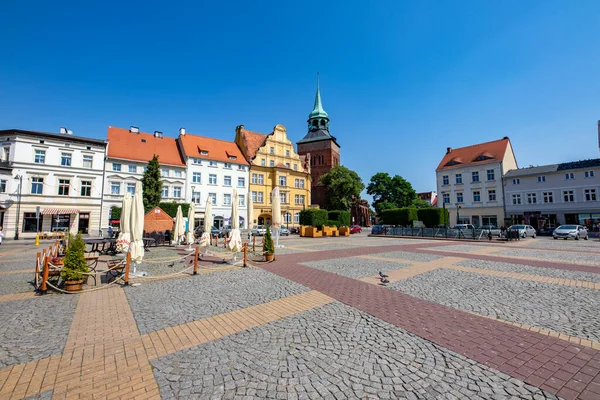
[374,226,498,240]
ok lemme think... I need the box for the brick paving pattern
[389,268,600,341]
[125,268,310,334]
[2,237,600,399]
[152,302,554,400]
[0,295,78,368]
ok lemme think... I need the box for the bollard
[243,242,248,268]
[41,255,49,294]
[35,234,40,246]
[124,252,131,286]
[252,235,256,252]
[193,247,199,275]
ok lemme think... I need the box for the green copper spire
[308,73,329,120]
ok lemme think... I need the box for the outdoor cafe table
[84,238,117,255]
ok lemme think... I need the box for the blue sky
[2,0,600,199]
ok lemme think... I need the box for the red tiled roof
[106,127,185,166]
[238,127,268,160]
[179,133,249,165]
[436,138,510,171]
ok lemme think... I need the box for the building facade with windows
[436,137,518,227]
[0,128,107,238]
[104,126,186,231]
[504,159,600,231]
[235,124,311,228]
[177,130,249,230]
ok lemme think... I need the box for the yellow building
[235,124,312,228]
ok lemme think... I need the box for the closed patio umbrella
[116,193,132,253]
[173,205,185,245]
[129,181,145,266]
[247,193,254,234]
[228,189,242,252]
[186,202,195,247]
[199,199,212,247]
[271,186,281,248]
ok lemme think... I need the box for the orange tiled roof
[238,127,268,160]
[436,138,510,171]
[106,127,185,166]
[179,133,249,165]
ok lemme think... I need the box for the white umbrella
[116,193,132,253]
[228,189,243,252]
[271,186,281,248]
[129,181,145,266]
[199,199,212,247]
[186,202,195,247]
[173,206,185,245]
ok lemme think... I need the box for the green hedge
[380,208,418,226]
[158,202,190,218]
[325,220,339,228]
[416,208,449,228]
[299,209,328,227]
[328,210,351,227]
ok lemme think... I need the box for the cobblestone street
[1,234,599,399]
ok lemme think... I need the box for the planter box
[323,226,339,237]
[64,280,84,292]
[339,227,350,236]
[299,226,309,237]
[306,227,322,237]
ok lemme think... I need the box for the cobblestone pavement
[366,250,443,263]
[152,302,554,400]
[428,244,491,253]
[458,259,600,283]
[0,259,36,272]
[0,272,35,295]
[125,268,310,334]
[301,257,411,279]
[0,295,78,368]
[511,239,600,252]
[493,248,600,264]
[389,268,600,342]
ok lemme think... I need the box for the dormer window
[229,156,236,160]
[201,150,208,156]
[446,160,461,167]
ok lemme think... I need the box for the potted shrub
[60,233,89,292]
[263,225,275,261]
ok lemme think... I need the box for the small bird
[378,271,389,278]
[167,263,174,268]
[380,277,389,284]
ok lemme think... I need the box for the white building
[436,137,518,227]
[0,128,107,239]
[504,159,600,231]
[177,131,250,229]
[103,126,187,232]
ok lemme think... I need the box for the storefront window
[51,214,71,231]
[23,213,43,232]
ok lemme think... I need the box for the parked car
[279,227,290,236]
[350,225,362,234]
[371,225,385,235]
[454,224,476,230]
[477,225,501,237]
[507,224,537,238]
[194,225,224,238]
[222,225,232,236]
[553,225,588,240]
[250,225,267,236]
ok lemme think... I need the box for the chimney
[59,127,67,134]
[503,136,509,140]
[154,131,163,138]
[446,147,452,154]
[129,126,139,133]
[179,127,186,136]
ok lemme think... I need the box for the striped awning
[41,208,79,215]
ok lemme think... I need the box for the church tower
[297,75,341,208]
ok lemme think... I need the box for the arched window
[320,120,326,128]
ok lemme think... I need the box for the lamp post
[13,174,23,240]
[191,185,196,230]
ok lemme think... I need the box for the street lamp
[13,174,23,240]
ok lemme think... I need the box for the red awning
[41,208,80,215]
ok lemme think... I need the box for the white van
[454,224,475,230]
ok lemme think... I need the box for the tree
[142,155,162,212]
[319,166,364,211]
[412,198,432,209]
[366,172,418,215]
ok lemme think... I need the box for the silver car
[507,224,537,238]
[250,225,267,236]
[553,225,588,240]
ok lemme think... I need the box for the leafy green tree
[367,172,418,215]
[61,233,88,281]
[142,155,163,212]
[412,198,432,209]
[263,225,275,255]
[319,166,365,211]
